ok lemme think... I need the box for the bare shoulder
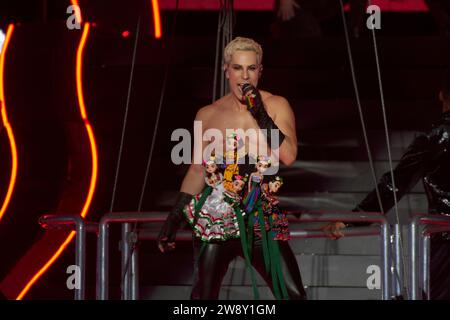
[260,90,292,115]
[262,91,290,107]
[195,102,217,120]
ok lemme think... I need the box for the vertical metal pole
[131,246,139,300]
[394,223,403,297]
[75,220,86,300]
[390,233,396,298]
[96,221,109,300]
[381,221,391,300]
[410,218,419,300]
[121,223,131,300]
[422,233,430,300]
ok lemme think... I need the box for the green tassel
[253,201,290,300]
[268,215,289,300]
[234,205,260,300]
[193,186,213,220]
[191,186,213,279]
[256,202,271,273]
[191,185,290,300]
[247,210,254,260]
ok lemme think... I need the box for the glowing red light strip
[73,23,98,221]
[17,22,98,300]
[157,0,427,11]
[70,0,83,25]
[0,24,18,222]
[151,0,162,39]
[16,231,77,300]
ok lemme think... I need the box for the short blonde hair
[223,37,263,65]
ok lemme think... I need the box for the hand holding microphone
[241,83,262,116]
[240,84,285,149]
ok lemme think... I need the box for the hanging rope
[366,0,409,298]
[338,0,409,298]
[137,0,180,211]
[121,1,181,296]
[109,16,141,213]
[212,0,235,102]
[110,15,142,298]
[338,0,384,215]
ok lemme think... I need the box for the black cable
[121,0,181,298]
[339,0,408,298]
[118,14,142,298]
[109,15,141,214]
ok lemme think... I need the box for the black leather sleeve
[157,191,193,244]
[356,128,445,214]
[242,84,286,149]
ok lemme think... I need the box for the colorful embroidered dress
[182,150,291,300]
[253,187,290,241]
[183,152,251,242]
[183,182,243,241]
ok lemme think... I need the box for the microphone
[241,83,255,108]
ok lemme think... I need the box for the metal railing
[39,214,98,300]
[39,210,394,300]
[96,211,169,300]
[287,210,391,300]
[95,210,392,300]
[392,223,404,298]
[41,211,450,300]
[409,214,450,300]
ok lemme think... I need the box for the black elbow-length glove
[157,191,193,252]
[242,84,286,149]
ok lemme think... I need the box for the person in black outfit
[328,68,450,299]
